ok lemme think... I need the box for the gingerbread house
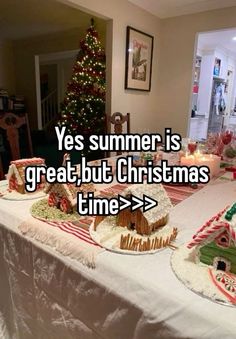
[7,157,45,194]
[95,183,173,235]
[44,182,77,213]
[44,182,96,214]
[187,204,236,274]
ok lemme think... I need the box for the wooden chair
[0,112,33,179]
[107,112,130,156]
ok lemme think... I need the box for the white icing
[7,158,45,189]
[11,157,44,165]
[90,216,177,254]
[171,245,232,306]
[122,183,172,224]
[0,181,46,200]
[8,164,24,185]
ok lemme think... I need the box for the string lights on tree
[58,19,106,156]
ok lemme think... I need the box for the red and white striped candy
[187,222,230,248]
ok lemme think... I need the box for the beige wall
[61,1,236,137]
[61,0,161,133]
[13,24,105,129]
[0,40,15,94]
[3,1,236,136]
[158,6,236,137]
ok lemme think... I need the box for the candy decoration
[225,282,235,293]
[60,197,71,213]
[209,269,236,304]
[48,192,57,207]
[9,177,18,191]
[225,203,236,221]
[187,204,236,249]
[215,231,230,247]
[216,273,225,283]
[187,222,233,248]
[193,207,228,239]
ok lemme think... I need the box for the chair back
[108,112,130,134]
[107,112,130,156]
[0,112,33,179]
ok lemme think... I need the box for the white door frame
[35,55,42,130]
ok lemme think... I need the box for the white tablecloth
[1,179,236,339]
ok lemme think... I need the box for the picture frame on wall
[213,58,221,77]
[125,26,154,91]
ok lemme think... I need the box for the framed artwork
[125,26,154,91]
[213,58,221,77]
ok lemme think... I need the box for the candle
[180,154,195,167]
[181,152,221,178]
[210,154,221,177]
[196,154,220,178]
[195,154,215,178]
[194,150,202,159]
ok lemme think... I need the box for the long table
[1,178,236,339]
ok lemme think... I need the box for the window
[216,232,230,248]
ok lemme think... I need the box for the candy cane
[9,177,18,191]
[187,222,230,248]
[193,207,228,239]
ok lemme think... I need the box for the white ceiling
[198,29,236,57]
[129,0,236,18]
[0,0,105,40]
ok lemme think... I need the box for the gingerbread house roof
[44,182,77,207]
[121,183,172,225]
[187,218,236,249]
[187,204,236,249]
[7,157,45,185]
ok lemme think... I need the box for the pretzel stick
[153,237,157,249]
[138,239,142,251]
[155,238,157,248]
[169,243,178,250]
[131,237,135,251]
[128,236,132,250]
[120,235,123,249]
[164,237,169,247]
[151,238,155,250]
[126,234,130,249]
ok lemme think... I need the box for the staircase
[41,89,58,129]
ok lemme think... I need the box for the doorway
[213,257,230,272]
[216,260,226,271]
[188,28,236,141]
[35,49,78,130]
[40,64,57,100]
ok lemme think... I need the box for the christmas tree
[58,19,106,157]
